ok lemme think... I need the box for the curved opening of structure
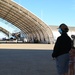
[0,18,20,33]
[0,18,30,43]
[0,31,8,39]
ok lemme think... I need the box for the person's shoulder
[57,36,61,40]
[68,36,71,40]
[67,34,71,38]
[58,35,61,38]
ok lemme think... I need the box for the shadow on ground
[0,49,57,75]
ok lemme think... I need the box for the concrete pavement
[0,44,54,50]
[0,49,58,75]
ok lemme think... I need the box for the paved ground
[0,44,54,50]
[0,49,58,75]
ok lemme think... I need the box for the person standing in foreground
[52,23,72,75]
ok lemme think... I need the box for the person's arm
[52,37,61,58]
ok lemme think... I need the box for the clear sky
[13,0,75,27]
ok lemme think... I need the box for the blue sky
[13,0,75,27]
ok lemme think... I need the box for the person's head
[58,23,69,34]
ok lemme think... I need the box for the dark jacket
[52,33,72,58]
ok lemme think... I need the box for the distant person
[52,23,72,75]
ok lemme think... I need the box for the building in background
[49,25,75,43]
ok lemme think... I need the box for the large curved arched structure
[0,26,10,36]
[0,0,54,43]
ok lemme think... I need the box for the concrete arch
[0,0,54,43]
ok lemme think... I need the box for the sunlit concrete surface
[0,44,54,50]
[0,49,57,75]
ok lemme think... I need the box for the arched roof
[0,26,9,36]
[0,0,54,43]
